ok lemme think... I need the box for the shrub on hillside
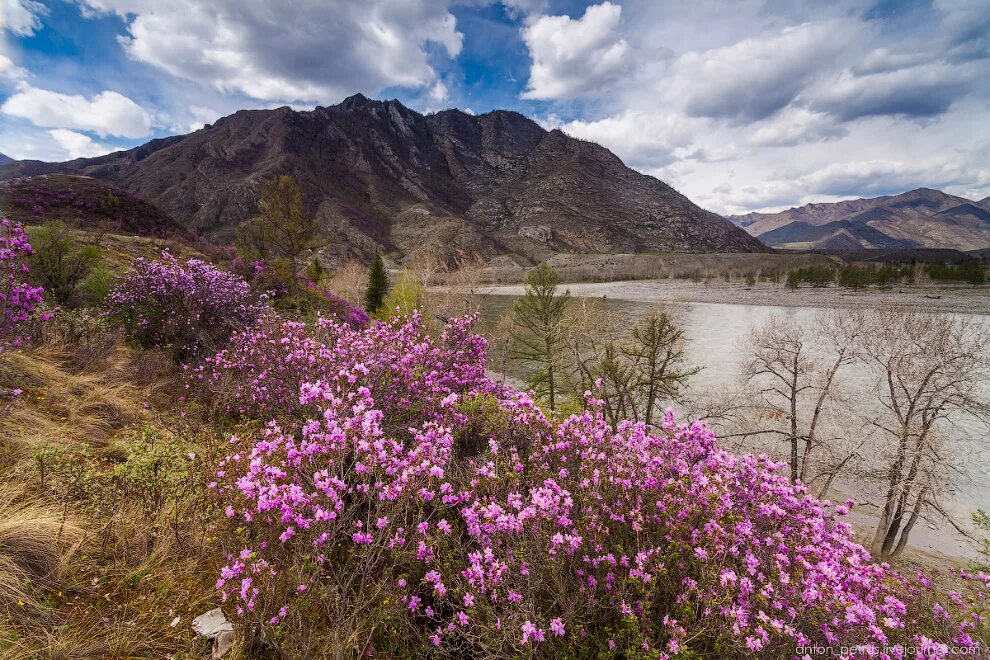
[28,221,101,306]
[196,312,483,420]
[211,314,988,658]
[1,217,45,353]
[106,251,268,359]
[300,282,370,327]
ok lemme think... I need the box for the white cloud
[0,0,47,36]
[186,105,221,132]
[428,80,449,104]
[521,1,632,100]
[0,53,26,79]
[517,1,990,213]
[1,83,153,138]
[547,110,698,169]
[47,128,115,159]
[80,0,462,103]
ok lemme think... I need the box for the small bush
[105,251,268,359]
[1,217,45,353]
[28,221,101,306]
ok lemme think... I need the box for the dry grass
[0,485,83,623]
[0,320,221,658]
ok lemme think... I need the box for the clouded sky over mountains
[1,0,987,213]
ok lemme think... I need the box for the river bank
[460,279,990,315]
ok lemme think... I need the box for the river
[469,286,990,561]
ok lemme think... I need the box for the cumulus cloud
[521,1,632,100]
[0,0,47,36]
[80,0,462,103]
[547,110,698,169]
[515,2,990,212]
[47,128,116,159]
[1,83,152,138]
[669,20,865,123]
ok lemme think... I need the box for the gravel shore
[467,279,990,315]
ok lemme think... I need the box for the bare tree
[425,254,487,322]
[327,260,369,307]
[858,307,990,560]
[736,311,862,486]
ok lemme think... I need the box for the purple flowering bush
[211,313,988,657]
[106,251,268,359]
[1,217,45,353]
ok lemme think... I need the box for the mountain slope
[0,174,187,238]
[0,95,764,261]
[728,189,990,251]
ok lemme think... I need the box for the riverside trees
[858,308,990,560]
[510,263,698,420]
[735,306,990,559]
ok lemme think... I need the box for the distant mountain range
[729,189,990,251]
[0,94,763,263]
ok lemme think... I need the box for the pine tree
[509,262,570,410]
[365,254,390,314]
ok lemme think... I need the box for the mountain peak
[0,94,765,260]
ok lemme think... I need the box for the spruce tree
[365,254,390,314]
[509,262,570,410]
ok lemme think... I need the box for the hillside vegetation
[1,211,989,658]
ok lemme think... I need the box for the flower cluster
[0,217,44,352]
[212,314,988,657]
[196,312,488,419]
[106,251,268,358]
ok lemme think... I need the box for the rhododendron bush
[106,251,268,358]
[0,217,44,352]
[211,314,988,658]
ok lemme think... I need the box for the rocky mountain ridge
[0,94,764,262]
[729,188,990,251]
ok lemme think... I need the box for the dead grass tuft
[0,484,83,623]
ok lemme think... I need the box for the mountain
[0,95,764,262]
[0,153,12,166]
[728,188,990,251]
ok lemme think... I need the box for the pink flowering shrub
[212,315,988,657]
[1,217,44,352]
[196,312,485,420]
[106,251,268,358]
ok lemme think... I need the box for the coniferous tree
[365,254,390,314]
[509,262,570,410]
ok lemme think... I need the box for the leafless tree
[424,254,487,322]
[733,311,863,488]
[857,307,990,560]
[327,260,369,306]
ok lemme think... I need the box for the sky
[0,0,988,215]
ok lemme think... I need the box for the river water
[472,290,990,560]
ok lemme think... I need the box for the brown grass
[0,320,221,658]
[0,485,83,623]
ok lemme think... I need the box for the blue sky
[1,0,988,213]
